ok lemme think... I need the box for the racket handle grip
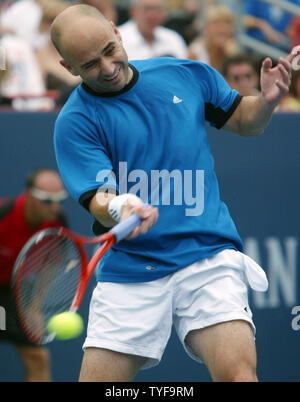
[111,213,142,242]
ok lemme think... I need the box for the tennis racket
[11,213,141,345]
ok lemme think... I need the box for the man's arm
[224,46,300,137]
[223,94,275,137]
[89,191,117,228]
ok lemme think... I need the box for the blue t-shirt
[54,57,243,283]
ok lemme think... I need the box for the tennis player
[51,5,298,382]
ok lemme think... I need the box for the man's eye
[105,47,115,55]
[84,61,97,70]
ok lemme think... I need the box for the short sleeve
[205,93,242,129]
[181,60,242,129]
[197,63,242,129]
[54,110,118,207]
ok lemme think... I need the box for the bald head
[50,3,131,94]
[51,4,111,59]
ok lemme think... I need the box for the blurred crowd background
[0,0,300,113]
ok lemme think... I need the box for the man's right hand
[120,201,158,239]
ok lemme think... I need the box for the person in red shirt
[0,168,68,382]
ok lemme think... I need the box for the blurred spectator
[243,0,299,51]
[222,54,260,96]
[0,34,47,102]
[188,5,240,72]
[117,0,187,60]
[278,69,300,112]
[0,1,76,109]
[0,0,50,50]
[163,0,200,45]
[81,0,118,23]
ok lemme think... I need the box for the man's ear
[59,59,79,76]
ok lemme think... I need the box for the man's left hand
[260,46,300,107]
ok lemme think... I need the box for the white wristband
[292,54,300,71]
[108,194,141,222]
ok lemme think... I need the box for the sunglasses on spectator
[30,188,68,204]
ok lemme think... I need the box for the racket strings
[16,234,82,344]
[20,236,66,271]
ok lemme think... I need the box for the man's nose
[100,59,115,78]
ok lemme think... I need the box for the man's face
[61,20,131,93]
[226,63,259,96]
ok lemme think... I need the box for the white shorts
[83,249,268,370]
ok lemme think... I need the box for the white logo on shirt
[173,95,182,104]
[145,266,157,270]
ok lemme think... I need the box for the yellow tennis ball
[47,312,84,340]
